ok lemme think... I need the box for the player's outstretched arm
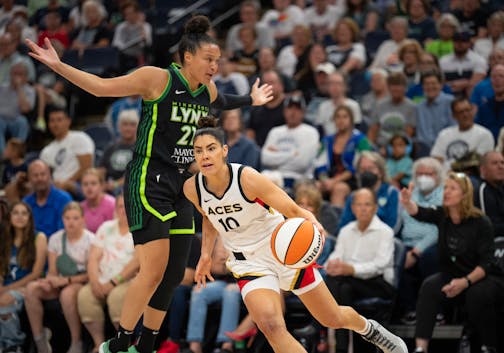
[26,38,165,100]
[240,167,324,234]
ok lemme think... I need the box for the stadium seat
[84,123,115,165]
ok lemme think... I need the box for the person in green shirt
[425,13,460,58]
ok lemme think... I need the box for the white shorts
[226,242,323,299]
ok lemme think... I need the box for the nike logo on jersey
[175,90,186,94]
[156,174,161,182]
[204,198,212,202]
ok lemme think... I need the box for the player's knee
[138,267,165,289]
[255,316,287,338]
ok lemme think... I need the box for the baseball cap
[284,95,306,109]
[315,62,336,75]
[453,31,471,42]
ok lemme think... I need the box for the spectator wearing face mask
[337,151,401,234]
[397,157,444,325]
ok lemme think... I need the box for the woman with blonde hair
[24,202,94,353]
[401,172,504,353]
[80,168,115,233]
[397,39,423,88]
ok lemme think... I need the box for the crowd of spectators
[1,0,504,353]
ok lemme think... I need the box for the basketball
[271,218,323,269]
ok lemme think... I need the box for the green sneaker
[99,341,111,353]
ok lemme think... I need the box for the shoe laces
[364,324,397,351]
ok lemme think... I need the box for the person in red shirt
[37,9,69,48]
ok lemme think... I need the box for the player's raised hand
[250,78,273,106]
[25,37,62,70]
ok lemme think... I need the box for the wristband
[110,279,117,287]
[465,276,472,287]
[115,274,124,284]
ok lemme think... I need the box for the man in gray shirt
[368,72,417,152]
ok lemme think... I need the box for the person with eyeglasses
[400,172,504,353]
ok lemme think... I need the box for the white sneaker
[361,320,408,353]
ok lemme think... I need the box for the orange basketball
[271,218,323,269]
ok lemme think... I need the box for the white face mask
[416,175,436,192]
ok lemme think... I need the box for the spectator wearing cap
[431,97,494,171]
[313,71,362,137]
[360,68,389,127]
[415,70,455,149]
[474,151,504,237]
[475,64,504,142]
[304,60,334,125]
[439,31,487,97]
[98,109,138,195]
[0,1,27,31]
[261,94,319,191]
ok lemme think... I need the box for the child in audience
[386,134,413,189]
[80,168,115,233]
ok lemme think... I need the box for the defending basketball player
[183,116,408,353]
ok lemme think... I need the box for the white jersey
[196,163,285,253]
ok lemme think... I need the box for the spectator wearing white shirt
[112,1,152,73]
[326,18,366,76]
[276,24,312,78]
[40,108,95,196]
[440,31,488,97]
[225,0,275,56]
[260,0,304,43]
[431,97,495,171]
[313,71,362,137]
[325,188,395,353]
[303,0,343,42]
[370,16,408,70]
[261,94,319,190]
[473,11,504,62]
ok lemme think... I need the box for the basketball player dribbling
[183,116,408,353]
[26,15,273,353]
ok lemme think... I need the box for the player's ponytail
[194,115,225,145]
[179,15,218,64]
